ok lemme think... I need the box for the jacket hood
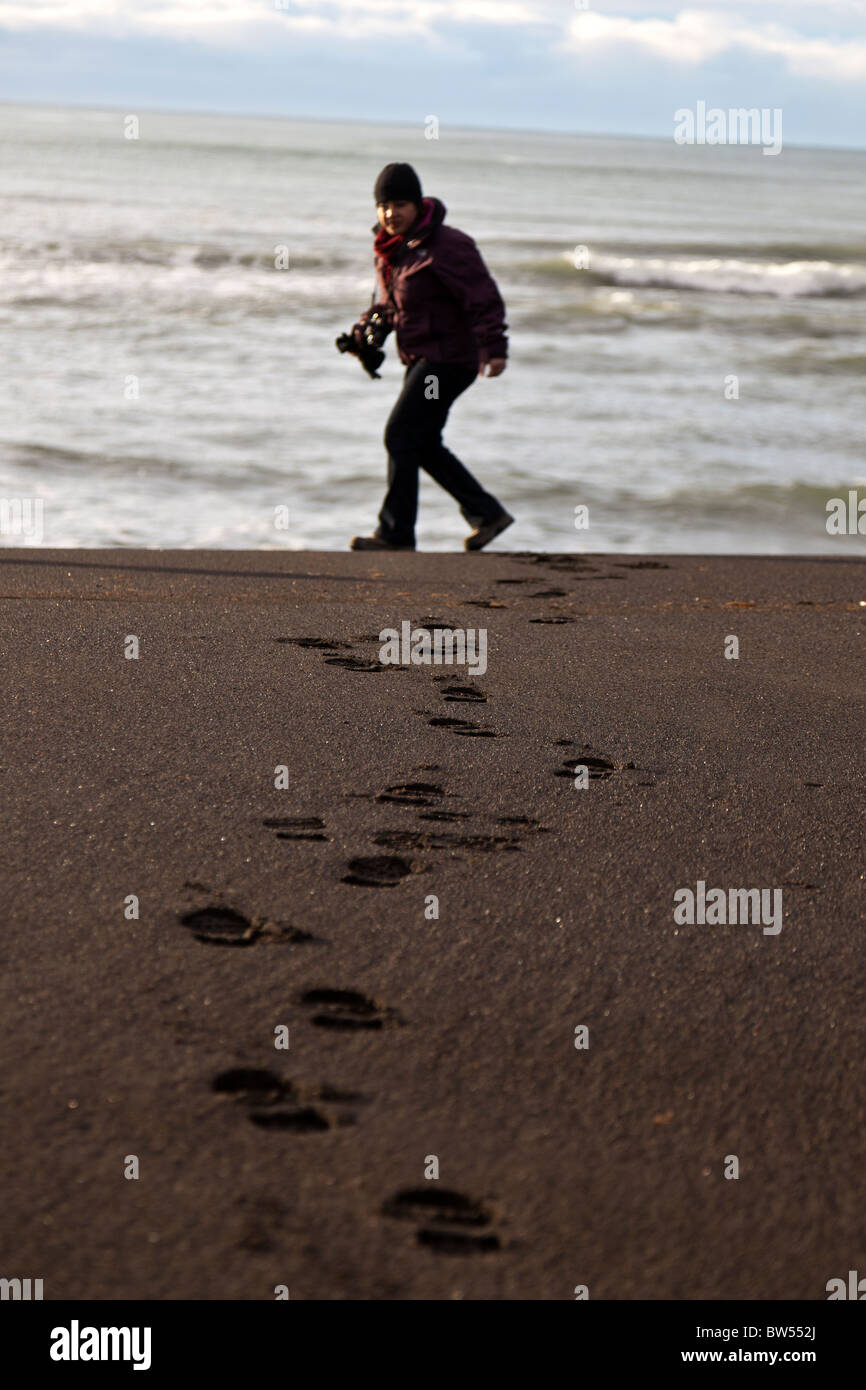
[406,197,446,246]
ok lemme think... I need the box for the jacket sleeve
[431,233,509,361]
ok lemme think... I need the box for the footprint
[529,616,576,624]
[554,754,615,781]
[342,855,423,887]
[530,589,567,597]
[614,560,670,570]
[440,684,488,703]
[276,637,351,650]
[417,810,470,823]
[324,655,386,672]
[497,816,550,834]
[461,598,507,609]
[553,747,662,785]
[300,988,402,1030]
[427,716,497,737]
[382,1188,503,1254]
[263,816,331,841]
[214,1067,285,1100]
[179,905,316,947]
[213,1068,361,1131]
[374,828,522,855]
[375,782,445,806]
[180,905,259,946]
[373,829,439,851]
[455,833,522,852]
[520,554,594,573]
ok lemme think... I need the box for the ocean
[2,102,865,553]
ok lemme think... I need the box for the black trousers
[376,358,504,546]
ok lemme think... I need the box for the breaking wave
[568,249,866,299]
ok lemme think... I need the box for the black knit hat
[374,162,423,206]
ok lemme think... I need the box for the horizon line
[1,96,864,157]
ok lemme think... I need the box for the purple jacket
[357,198,508,369]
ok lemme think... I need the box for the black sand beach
[1,548,864,1300]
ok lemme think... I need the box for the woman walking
[343,163,514,552]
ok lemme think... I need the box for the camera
[363,311,389,350]
[336,310,389,378]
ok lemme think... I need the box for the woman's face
[377,200,418,236]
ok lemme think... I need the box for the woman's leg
[377,359,504,544]
[419,362,505,527]
[376,363,425,545]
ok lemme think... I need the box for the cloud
[1,2,865,81]
[561,9,866,81]
[0,0,540,43]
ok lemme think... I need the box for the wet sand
[1,547,864,1300]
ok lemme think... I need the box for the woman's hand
[479,358,507,378]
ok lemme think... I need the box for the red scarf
[374,197,436,287]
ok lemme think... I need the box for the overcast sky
[1,1,864,147]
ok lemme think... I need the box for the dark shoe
[350,534,415,551]
[464,511,514,551]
